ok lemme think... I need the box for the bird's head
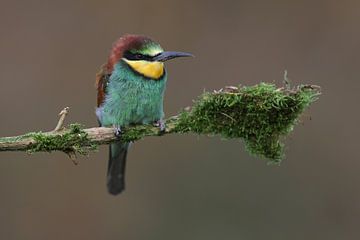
[106,34,193,80]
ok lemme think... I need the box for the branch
[0,83,321,164]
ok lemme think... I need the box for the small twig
[283,70,290,90]
[53,107,70,132]
[65,150,79,165]
[53,107,79,165]
[220,112,236,122]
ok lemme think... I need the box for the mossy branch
[0,83,320,164]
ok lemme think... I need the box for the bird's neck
[121,59,165,80]
[112,60,167,85]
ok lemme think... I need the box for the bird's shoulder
[96,63,112,107]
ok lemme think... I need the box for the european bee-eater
[96,34,192,195]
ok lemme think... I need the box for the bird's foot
[113,125,122,138]
[154,119,166,133]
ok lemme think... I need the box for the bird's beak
[153,51,194,62]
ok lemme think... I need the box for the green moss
[27,123,97,155]
[121,124,152,142]
[175,83,320,164]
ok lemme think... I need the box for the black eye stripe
[123,51,154,61]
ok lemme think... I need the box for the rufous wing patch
[96,64,111,107]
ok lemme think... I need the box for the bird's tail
[107,142,129,195]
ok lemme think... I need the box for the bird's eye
[135,54,143,59]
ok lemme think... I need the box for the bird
[95,34,193,195]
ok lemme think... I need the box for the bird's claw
[154,119,166,133]
[113,125,122,138]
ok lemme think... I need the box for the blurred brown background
[0,0,359,239]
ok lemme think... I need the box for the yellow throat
[123,58,164,79]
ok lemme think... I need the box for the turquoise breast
[98,61,167,127]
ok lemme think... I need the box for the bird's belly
[100,87,164,127]
[128,99,162,124]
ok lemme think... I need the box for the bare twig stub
[53,107,70,132]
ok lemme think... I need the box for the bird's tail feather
[107,142,129,195]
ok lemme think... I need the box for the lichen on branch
[0,83,320,164]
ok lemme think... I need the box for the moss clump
[175,83,320,164]
[28,124,97,155]
[120,124,155,142]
